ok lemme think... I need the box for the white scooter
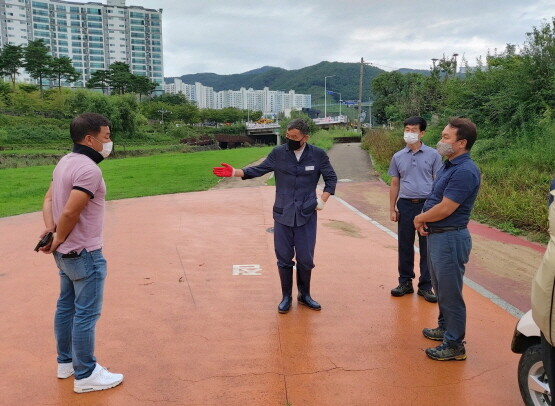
[511,310,552,405]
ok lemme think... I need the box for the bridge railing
[246,122,280,130]
[313,115,348,125]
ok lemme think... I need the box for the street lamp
[158,108,171,132]
[158,108,170,125]
[324,75,336,118]
[327,90,342,116]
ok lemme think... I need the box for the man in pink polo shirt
[39,113,123,393]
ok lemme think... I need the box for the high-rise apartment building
[165,78,312,114]
[0,0,163,89]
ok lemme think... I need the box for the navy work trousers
[396,198,431,290]
[274,213,317,296]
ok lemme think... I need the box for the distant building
[164,78,311,114]
[0,0,164,89]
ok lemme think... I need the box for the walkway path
[326,143,544,315]
[0,142,540,405]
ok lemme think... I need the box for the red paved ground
[0,186,523,405]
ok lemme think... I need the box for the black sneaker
[422,326,446,341]
[425,342,466,361]
[391,281,414,297]
[417,289,438,303]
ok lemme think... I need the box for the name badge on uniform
[305,166,315,171]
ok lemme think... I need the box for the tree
[87,69,111,94]
[111,94,140,137]
[152,92,190,105]
[24,39,52,96]
[130,75,157,101]
[49,57,80,91]
[108,62,134,95]
[173,102,199,124]
[0,44,24,90]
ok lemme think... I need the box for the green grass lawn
[0,148,71,155]
[0,144,176,155]
[0,147,272,218]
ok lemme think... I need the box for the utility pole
[368,99,373,128]
[452,53,459,77]
[324,75,335,117]
[357,57,364,134]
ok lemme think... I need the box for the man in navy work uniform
[414,117,481,361]
[388,116,442,303]
[213,118,337,314]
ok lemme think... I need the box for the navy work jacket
[242,143,337,227]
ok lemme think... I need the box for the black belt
[427,226,467,234]
[400,198,426,204]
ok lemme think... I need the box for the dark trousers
[427,229,471,345]
[541,333,555,395]
[396,199,431,290]
[274,214,317,297]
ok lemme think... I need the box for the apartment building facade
[165,78,312,115]
[0,0,163,88]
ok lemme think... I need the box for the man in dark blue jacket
[213,118,337,314]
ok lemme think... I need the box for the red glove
[213,163,234,177]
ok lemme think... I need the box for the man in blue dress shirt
[388,116,442,303]
[213,118,337,314]
[414,117,481,361]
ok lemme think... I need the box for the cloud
[132,0,555,76]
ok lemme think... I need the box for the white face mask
[92,137,113,158]
[403,132,420,145]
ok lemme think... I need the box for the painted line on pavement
[331,194,524,319]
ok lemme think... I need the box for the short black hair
[403,116,427,131]
[70,113,111,143]
[287,118,310,135]
[448,117,477,150]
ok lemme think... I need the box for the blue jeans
[427,229,471,346]
[53,249,106,379]
[396,199,431,290]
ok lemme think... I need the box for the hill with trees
[166,61,386,105]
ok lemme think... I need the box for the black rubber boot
[278,267,293,313]
[297,268,321,310]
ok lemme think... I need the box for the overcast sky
[131,0,555,77]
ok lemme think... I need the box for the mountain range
[164,61,428,105]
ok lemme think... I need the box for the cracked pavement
[0,180,523,405]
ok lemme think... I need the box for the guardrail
[246,123,280,130]
[313,115,348,125]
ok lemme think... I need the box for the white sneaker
[74,363,123,393]
[57,363,74,379]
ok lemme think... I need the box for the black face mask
[287,138,302,151]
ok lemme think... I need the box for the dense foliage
[371,18,555,137]
[0,39,157,97]
[365,18,555,239]
[0,84,264,144]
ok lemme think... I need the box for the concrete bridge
[244,115,350,144]
[312,115,349,128]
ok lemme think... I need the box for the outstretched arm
[213,149,276,180]
[213,163,244,177]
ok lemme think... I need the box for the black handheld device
[34,232,53,252]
